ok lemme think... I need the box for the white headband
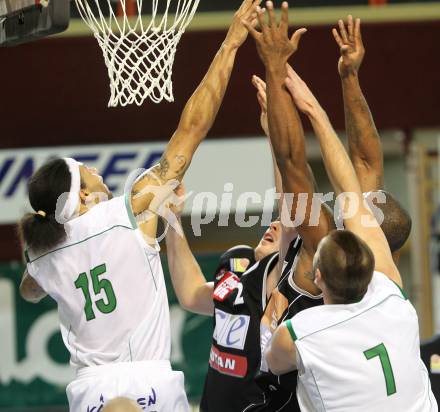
[55,158,82,224]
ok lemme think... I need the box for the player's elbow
[19,277,46,304]
[267,347,296,376]
[178,296,199,313]
[266,350,284,376]
[177,286,213,316]
[19,284,44,304]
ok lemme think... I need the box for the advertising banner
[0,139,276,225]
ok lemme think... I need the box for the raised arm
[252,74,298,294]
[245,2,331,257]
[285,68,401,286]
[131,0,260,215]
[333,16,384,192]
[165,185,214,316]
[252,74,283,197]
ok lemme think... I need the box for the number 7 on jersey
[364,343,397,396]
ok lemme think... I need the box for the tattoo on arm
[156,154,188,180]
[304,271,314,281]
[173,155,188,177]
[158,157,170,179]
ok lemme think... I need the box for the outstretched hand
[252,75,269,136]
[243,1,306,69]
[169,183,186,218]
[225,0,261,49]
[284,64,320,116]
[332,15,365,78]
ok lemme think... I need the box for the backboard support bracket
[0,0,69,47]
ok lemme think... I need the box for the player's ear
[314,268,322,287]
[79,188,90,203]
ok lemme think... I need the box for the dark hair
[215,245,256,278]
[369,190,412,253]
[316,230,374,304]
[18,158,72,253]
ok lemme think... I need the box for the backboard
[0,0,70,46]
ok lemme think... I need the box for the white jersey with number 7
[285,271,437,412]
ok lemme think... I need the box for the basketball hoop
[74,0,200,107]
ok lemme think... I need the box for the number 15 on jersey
[75,263,117,321]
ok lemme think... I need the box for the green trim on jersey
[27,224,134,264]
[297,294,407,342]
[285,319,298,341]
[124,191,138,229]
[391,280,409,300]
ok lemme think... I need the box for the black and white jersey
[200,239,302,412]
[251,243,324,412]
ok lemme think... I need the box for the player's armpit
[20,271,46,303]
[266,322,298,375]
[267,226,298,300]
[351,159,384,194]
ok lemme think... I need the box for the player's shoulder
[286,303,330,339]
[369,271,409,300]
[287,271,409,341]
[70,194,134,231]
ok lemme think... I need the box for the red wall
[0,20,439,260]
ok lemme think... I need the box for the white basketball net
[74,0,200,106]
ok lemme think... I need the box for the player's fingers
[256,6,268,33]
[355,17,363,47]
[243,9,257,25]
[286,63,296,80]
[244,0,261,21]
[347,15,354,42]
[290,28,307,50]
[279,1,289,33]
[257,92,267,112]
[284,76,296,97]
[257,83,267,102]
[332,28,344,49]
[243,0,258,14]
[266,1,276,29]
[252,0,263,9]
[242,18,261,38]
[254,74,267,89]
[252,74,262,90]
[338,19,349,43]
[286,64,301,82]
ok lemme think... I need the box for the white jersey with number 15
[26,194,170,369]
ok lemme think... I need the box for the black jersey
[200,239,302,412]
[250,242,324,412]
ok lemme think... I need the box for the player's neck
[79,201,98,216]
